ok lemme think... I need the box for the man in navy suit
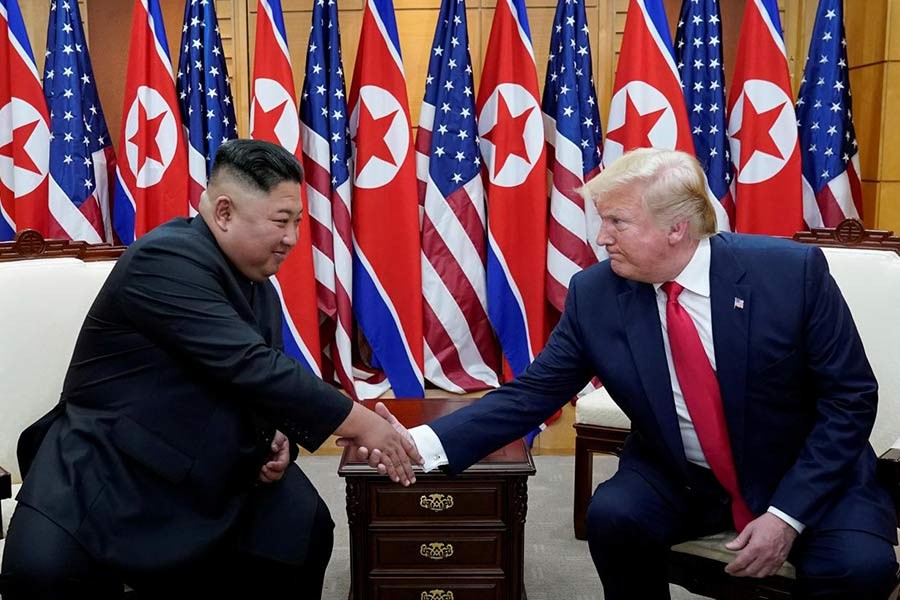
[366,148,898,598]
[1,139,421,600]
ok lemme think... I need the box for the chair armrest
[0,465,10,500]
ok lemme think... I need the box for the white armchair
[0,231,122,560]
[572,219,900,598]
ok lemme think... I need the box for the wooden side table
[339,398,536,600]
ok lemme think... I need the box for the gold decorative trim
[419,493,454,512]
[419,542,454,560]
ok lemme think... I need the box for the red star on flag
[252,98,290,144]
[0,119,42,175]
[129,101,166,172]
[481,92,534,178]
[606,90,666,152]
[731,94,786,169]
[354,101,398,176]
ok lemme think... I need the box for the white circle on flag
[0,98,50,197]
[603,81,676,165]
[349,85,409,189]
[728,79,797,184]
[251,78,299,154]
[478,83,543,188]
[124,86,179,189]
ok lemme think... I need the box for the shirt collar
[653,238,711,298]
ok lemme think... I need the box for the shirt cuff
[767,506,805,534]
[409,425,449,472]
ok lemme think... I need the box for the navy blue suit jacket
[430,233,895,541]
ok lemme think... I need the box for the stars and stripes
[416,0,500,393]
[0,0,50,240]
[726,0,803,235]
[796,0,861,227]
[112,0,188,245]
[252,0,322,377]
[674,0,733,230]
[478,0,548,381]
[44,0,114,243]
[349,0,425,397]
[176,0,237,212]
[300,0,359,398]
[542,0,604,314]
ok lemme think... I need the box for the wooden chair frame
[572,219,900,598]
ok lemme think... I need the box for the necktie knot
[662,281,684,302]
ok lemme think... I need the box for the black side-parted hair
[209,138,303,192]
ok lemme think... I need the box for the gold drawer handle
[419,542,454,560]
[419,493,454,512]
[420,590,454,600]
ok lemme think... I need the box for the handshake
[334,401,424,486]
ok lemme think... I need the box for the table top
[337,398,536,477]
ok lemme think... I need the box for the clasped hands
[335,401,423,486]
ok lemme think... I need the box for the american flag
[415,0,499,393]
[674,0,734,230]
[176,0,237,212]
[796,0,861,227]
[542,0,604,314]
[299,0,358,399]
[44,0,114,243]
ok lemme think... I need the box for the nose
[596,219,613,247]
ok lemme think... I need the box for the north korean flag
[0,0,50,240]
[349,0,424,397]
[727,0,803,236]
[478,0,548,380]
[603,0,694,165]
[113,0,188,245]
[251,0,322,376]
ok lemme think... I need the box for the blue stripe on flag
[113,173,135,245]
[3,0,36,63]
[353,252,424,397]
[486,243,531,376]
[371,0,403,59]
[281,315,316,373]
[644,0,676,58]
[508,0,532,41]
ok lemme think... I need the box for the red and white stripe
[416,102,500,393]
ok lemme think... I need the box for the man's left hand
[724,512,799,578]
[258,429,291,484]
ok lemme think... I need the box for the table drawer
[370,483,504,524]
[370,531,504,572]
[370,578,505,600]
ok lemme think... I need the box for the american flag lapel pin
[734,297,745,310]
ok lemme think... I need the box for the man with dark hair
[0,139,421,599]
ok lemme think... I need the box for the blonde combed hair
[580,148,717,239]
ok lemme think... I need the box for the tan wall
[17,0,899,452]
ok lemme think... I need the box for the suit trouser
[0,497,334,599]
[585,463,898,600]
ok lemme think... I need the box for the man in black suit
[0,139,421,599]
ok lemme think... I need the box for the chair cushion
[0,258,115,484]
[575,387,631,429]
[671,530,797,579]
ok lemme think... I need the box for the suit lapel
[618,281,689,475]
[709,234,751,473]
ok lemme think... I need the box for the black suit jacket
[17,216,354,571]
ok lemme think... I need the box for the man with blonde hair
[366,148,897,598]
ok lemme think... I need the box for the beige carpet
[304,453,708,599]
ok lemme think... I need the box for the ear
[667,219,690,245]
[210,195,233,231]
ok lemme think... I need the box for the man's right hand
[334,403,423,486]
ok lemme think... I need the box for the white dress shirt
[410,237,803,532]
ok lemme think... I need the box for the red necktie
[662,281,754,531]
